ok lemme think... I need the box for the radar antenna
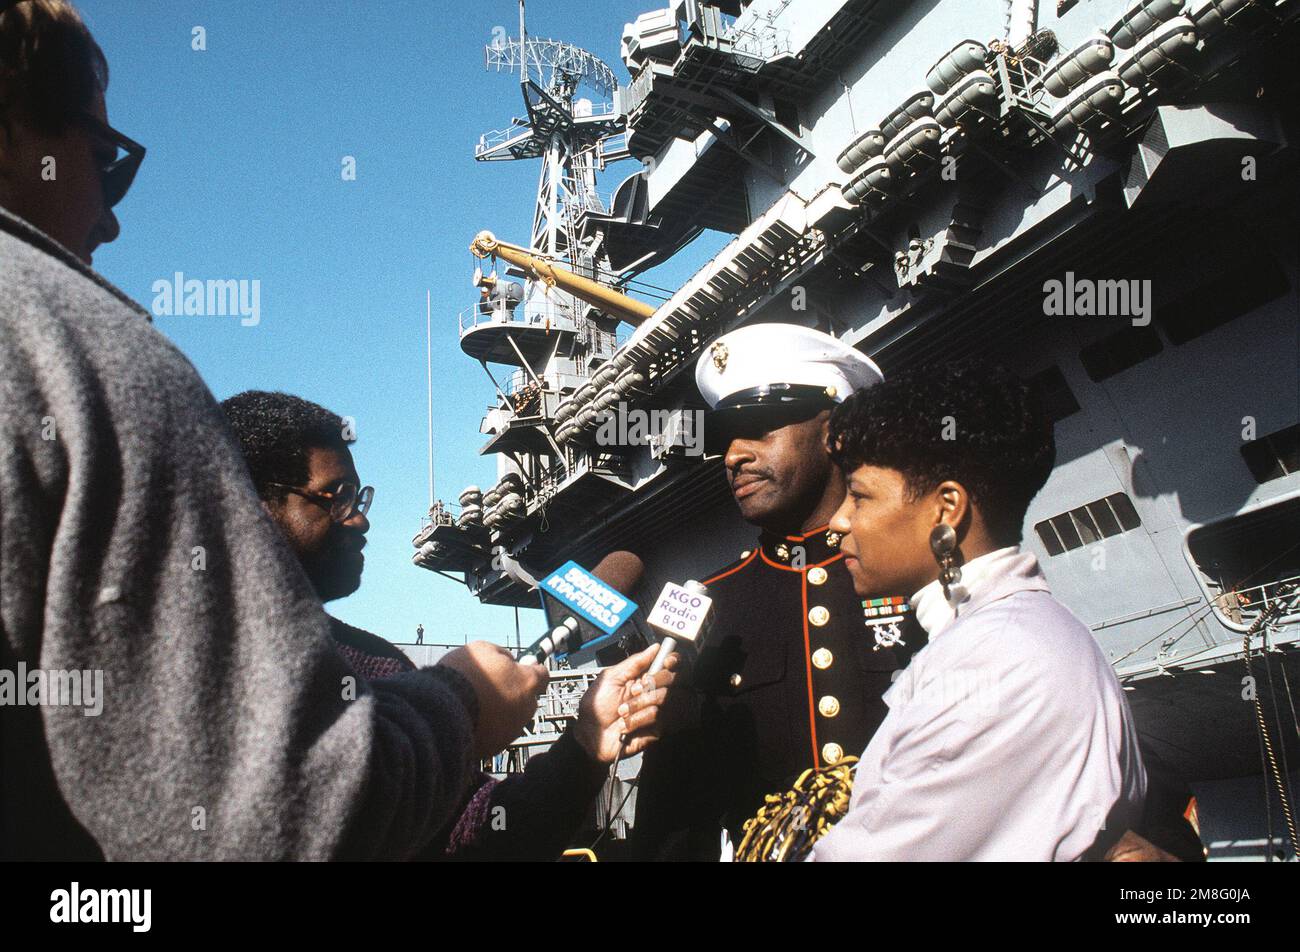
[476,1,627,278]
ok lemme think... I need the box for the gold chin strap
[734,757,859,862]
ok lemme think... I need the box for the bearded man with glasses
[221,390,679,861]
[220,390,420,680]
[222,391,376,608]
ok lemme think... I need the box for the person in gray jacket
[0,0,547,860]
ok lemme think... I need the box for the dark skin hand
[439,642,551,759]
[574,645,679,762]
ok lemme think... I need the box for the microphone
[519,617,580,666]
[616,578,714,749]
[519,550,645,665]
[645,579,713,675]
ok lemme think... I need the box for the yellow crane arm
[470,231,655,327]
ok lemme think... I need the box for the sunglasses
[266,481,375,523]
[79,111,145,209]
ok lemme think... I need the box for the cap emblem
[710,341,729,374]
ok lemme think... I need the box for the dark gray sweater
[0,208,477,860]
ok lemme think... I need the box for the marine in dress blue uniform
[631,325,924,860]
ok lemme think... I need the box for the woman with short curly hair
[811,361,1147,861]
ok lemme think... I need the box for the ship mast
[412,5,635,602]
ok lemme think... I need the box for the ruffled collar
[909,545,1047,639]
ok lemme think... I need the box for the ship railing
[477,99,619,152]
[572,100,618,120]
[505,368,542,397]
[625,64,656,116]
[526,460,570,502]
[415,500,462,534]
[597,131,630,166]
[730,20,792,66]
[475,123,531,157]
[457,299,579,336]
[1209,574,1300,633]
[502,368,588,398]
[1116,574,1300,679]
[477,460,567,517]
[535,670,600,724]
[565,185,608,218]
[499,371,551,419]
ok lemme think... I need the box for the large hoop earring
[929,523,961,594]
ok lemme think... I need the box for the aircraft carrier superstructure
[414,0,1300,860]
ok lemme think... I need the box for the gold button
[812,647,833,670]
[822,742,844,765]
[807,566,828,586]
[729,673,743,688]
[775,543,790,561]
[818,695,840,718]
[740,550,751,559]
[808,605,830,627]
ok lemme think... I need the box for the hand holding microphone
[438,641,550,759]
[573,644,679,762]
[614,579,713,749]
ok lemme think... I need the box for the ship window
[1053,513,1083,550]
[1069,505,1101,545]
[1090,498,1122,537]
[1027,365,1080,424]
[1039,523,1065,557]
[1241,423,1300,484]
[1079,326,1163,382]
[1034,492,1142,555]
[1154,247,1289,345]
[1108,492,1142,530]
[1187,495,1300,629]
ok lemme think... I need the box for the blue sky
[80,0,723,647]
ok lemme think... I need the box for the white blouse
[810,546,1146,861]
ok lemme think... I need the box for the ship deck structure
[415,0,1300,860]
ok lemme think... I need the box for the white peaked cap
[695,323,884,411]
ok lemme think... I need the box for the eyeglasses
[266,481,375,522]
[79,111,145,209]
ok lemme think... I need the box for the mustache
[729,464,774,482]
[328,525,367,551]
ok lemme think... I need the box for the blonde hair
[0,0,107,135]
